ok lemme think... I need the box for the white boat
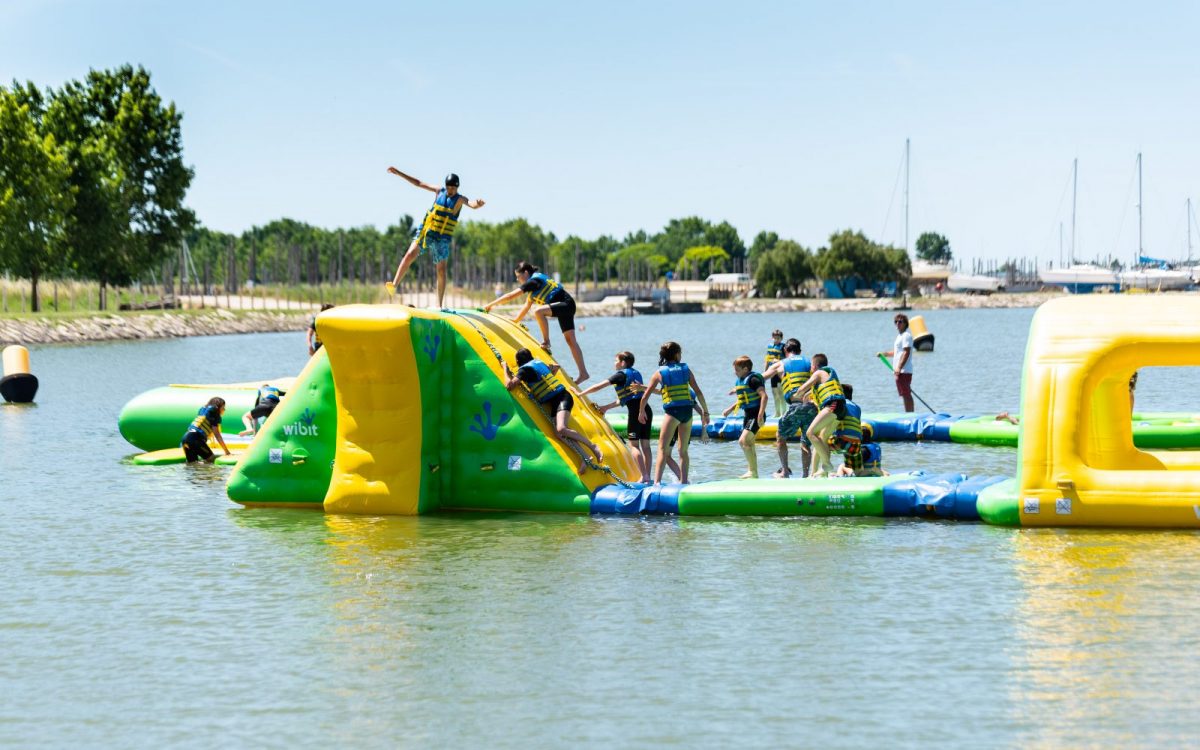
[1039,264,1119,292]
[1119,267,1194,291]
[947,273,1003,293]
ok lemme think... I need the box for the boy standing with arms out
[722,356,767,479]
[385,168,486,309]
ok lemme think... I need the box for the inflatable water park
[117,296,1200,527]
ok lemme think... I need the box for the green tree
[676,245,730,278]
[610,242,669,279]
[748,230,779,265]
[0,86,74,312]
[914,231,951,264]
[753,240,812,297]
[46,65,194,308]
[815,230,912,297]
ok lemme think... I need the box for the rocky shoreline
[0,289,1137,345]
[0,309,311,346]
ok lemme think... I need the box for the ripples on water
[2,309,1199,748]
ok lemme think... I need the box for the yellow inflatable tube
[1013,295,1200,527]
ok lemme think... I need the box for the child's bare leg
[533,307,552,348]
[775,438,790,477]
[563,329,589,383]
[391,240,421,287]
[739,431,757,478]
[436,261,447,309]
[655,420,677,483]
[677,421,693,484]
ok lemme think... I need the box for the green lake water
[3,307,1199,748]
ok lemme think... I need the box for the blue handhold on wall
[469,401,512,441]
[413,319,441,362]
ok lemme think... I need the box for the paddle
[876,353,937,413]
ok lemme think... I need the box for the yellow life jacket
[526,273,564,305]
[735,372,763,410]
[524,359,565,403]
[814,366,845,407]
[659,363,692,406]
[781,356,812,402]
[765,341,784,365]
[420,188,463,238]
[186,406,219,440]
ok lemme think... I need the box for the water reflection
[1011,528,1200,745]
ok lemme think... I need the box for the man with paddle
[878,313,915,412]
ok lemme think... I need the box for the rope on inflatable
[448,310,637,490]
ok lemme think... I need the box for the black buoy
[1,345,38,403]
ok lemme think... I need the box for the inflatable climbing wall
[226,306,638,514]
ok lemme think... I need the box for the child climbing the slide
[764,329,785,418]
[722,356,767,479]
[181,397,231,464]
[504,348,602,474]
[384,168,486,309]
[484,261,589,383]
[638,341,709,485]
[240,384,286,436]
[579,351,653,483]
[793,353,847,478]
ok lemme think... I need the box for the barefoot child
[579,351,652,483]
[504,348,601,474]
[385,169,486,309]
[764,329,785,418]
[722,356,767,478]
[639,341,709,484]
[793,353,847,477]
[486,261,590,383]
[240,384,286,436]
[761,338,815,478]
[182,397,232,463]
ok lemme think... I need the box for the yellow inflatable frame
[1017,295,1200,527]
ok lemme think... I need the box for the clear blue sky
[4,0,1200,266]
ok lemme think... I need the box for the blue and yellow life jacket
[526,272,565,305]
[735,372,764,411]
[257,385,282,404]
[420,188,464,239]
[814,366,845,408]
[523,358,565,403]
[861,443,882,472]
[185,406,221,441]
[613,367,643,406]
[765,341,784,366]
[659,363,693,406]
[781,355,812,403]
[837,400,863,444]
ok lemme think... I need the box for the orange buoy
[1,345,39,403]
[909,315,935,351]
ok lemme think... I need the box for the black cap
[445,173,460,187]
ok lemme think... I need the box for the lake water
[3,307,1199,748]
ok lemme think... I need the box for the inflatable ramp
[226,306,638,514]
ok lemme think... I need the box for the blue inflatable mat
[865,413,977,442]
[591,483,683,515]
[881,472,1008,519]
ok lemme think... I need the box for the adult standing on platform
[878,313,915,412]
[385,168,486,309]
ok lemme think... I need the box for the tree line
[0,66,193,311]
[1,66,936,312]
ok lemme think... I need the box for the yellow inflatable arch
[980,295,1200,527]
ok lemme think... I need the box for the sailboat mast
[1189,197,1194,264]
[904,137,910,254]
[1071,158,1077,264]
[1137,152,1143,263]
[1059,222,1064,268]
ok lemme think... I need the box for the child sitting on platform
[722,355,767,479]
[504,348,601,474]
